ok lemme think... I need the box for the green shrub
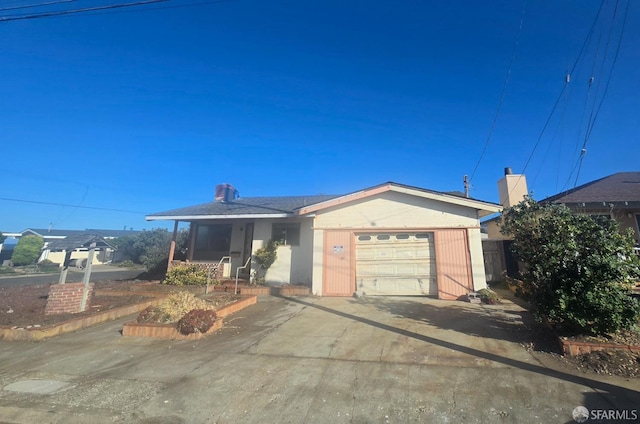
[11,235,44,266]
[163,264,209,286]
[500,198,640,335]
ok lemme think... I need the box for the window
[272,223,301,246]
[193,224,232,261]
[376,234,391,241]
[357,235,372,241]
[395,234,410,240]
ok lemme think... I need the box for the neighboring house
[146,182,501,299]
[481,171,640,282]
[19,228,141,267]
[541,172,640,244]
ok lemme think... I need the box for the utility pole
[463,175,469,198]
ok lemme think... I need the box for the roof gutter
[146,213,294,221]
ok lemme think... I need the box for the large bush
[11,235,44,266]
[500,198,640,335]
[111,228,189,270]
[163,264,209,286]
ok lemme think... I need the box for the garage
[355,232,437,296]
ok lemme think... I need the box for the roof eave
[146,213,295,221]
[298,183,502,216]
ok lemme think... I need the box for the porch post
[167,220,179,270]
[187,223,196,261]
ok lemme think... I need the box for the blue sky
[1,0,638,232]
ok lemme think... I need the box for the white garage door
[355,232,437,296]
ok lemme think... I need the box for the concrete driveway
[0,295,638,423]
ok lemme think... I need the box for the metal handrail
[206,256,231,294]
[235,257,252,295]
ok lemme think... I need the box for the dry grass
[142,292,216,324]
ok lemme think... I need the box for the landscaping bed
[495,287,640,379]
[122,293,257,340]
[0,281,157,328]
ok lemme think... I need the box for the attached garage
[355,232,437,296]
[304,183,501,299]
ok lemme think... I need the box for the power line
[517,0,606,180]
[0,0,169,21]
[469,0,528,183]
[0,196,146,214]
[0,0,77,12]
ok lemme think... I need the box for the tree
[11,235,44,266]
[500,198,640,335]
[111,228,189,270]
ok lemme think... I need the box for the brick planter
[122,295,257,340]
[559,337,640,356]
[239,286,311,296]
[240,286,273,296]
[278,286,311,296]
[0,297,163,341]
[45,283,94,315]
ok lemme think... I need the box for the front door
[323,231,353,296]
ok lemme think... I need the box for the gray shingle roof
[148,195,341,218]
[46,234,115,251]
[23,228,142,239]
[542,172,640,204]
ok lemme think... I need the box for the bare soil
[0,281,246,328]
[494,287,640,379]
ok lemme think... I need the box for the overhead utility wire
[516,0,606,183]
[574,0,628,187]
[0,0,76,12]
[469,0,528,184]
[0,196,145,214]
[501,0,605,202]
[0,0,168,21]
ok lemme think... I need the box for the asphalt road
[0,267,144,288]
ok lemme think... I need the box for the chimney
[497,167,528,208]
[215,183,239,203]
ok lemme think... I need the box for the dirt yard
[0,281,157,327]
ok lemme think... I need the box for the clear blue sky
[1,0,638,232]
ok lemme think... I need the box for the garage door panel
[357,277,436,296]
[355,232,436,296]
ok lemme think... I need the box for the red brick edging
[560,337,640,356]
[0,297,164,342]
[239,286,311,296]
[122,295,257,340]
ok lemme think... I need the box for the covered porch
[164,217,314,285]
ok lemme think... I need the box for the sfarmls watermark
[573,406,638,422]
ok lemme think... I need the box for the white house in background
[147,182,501,299]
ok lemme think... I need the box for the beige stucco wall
[310,191,488,296]
[467,227,488,291]
[311,228,325,295]
[485,219,505,240]
[254,218,314,286]
[313,191,479,229]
